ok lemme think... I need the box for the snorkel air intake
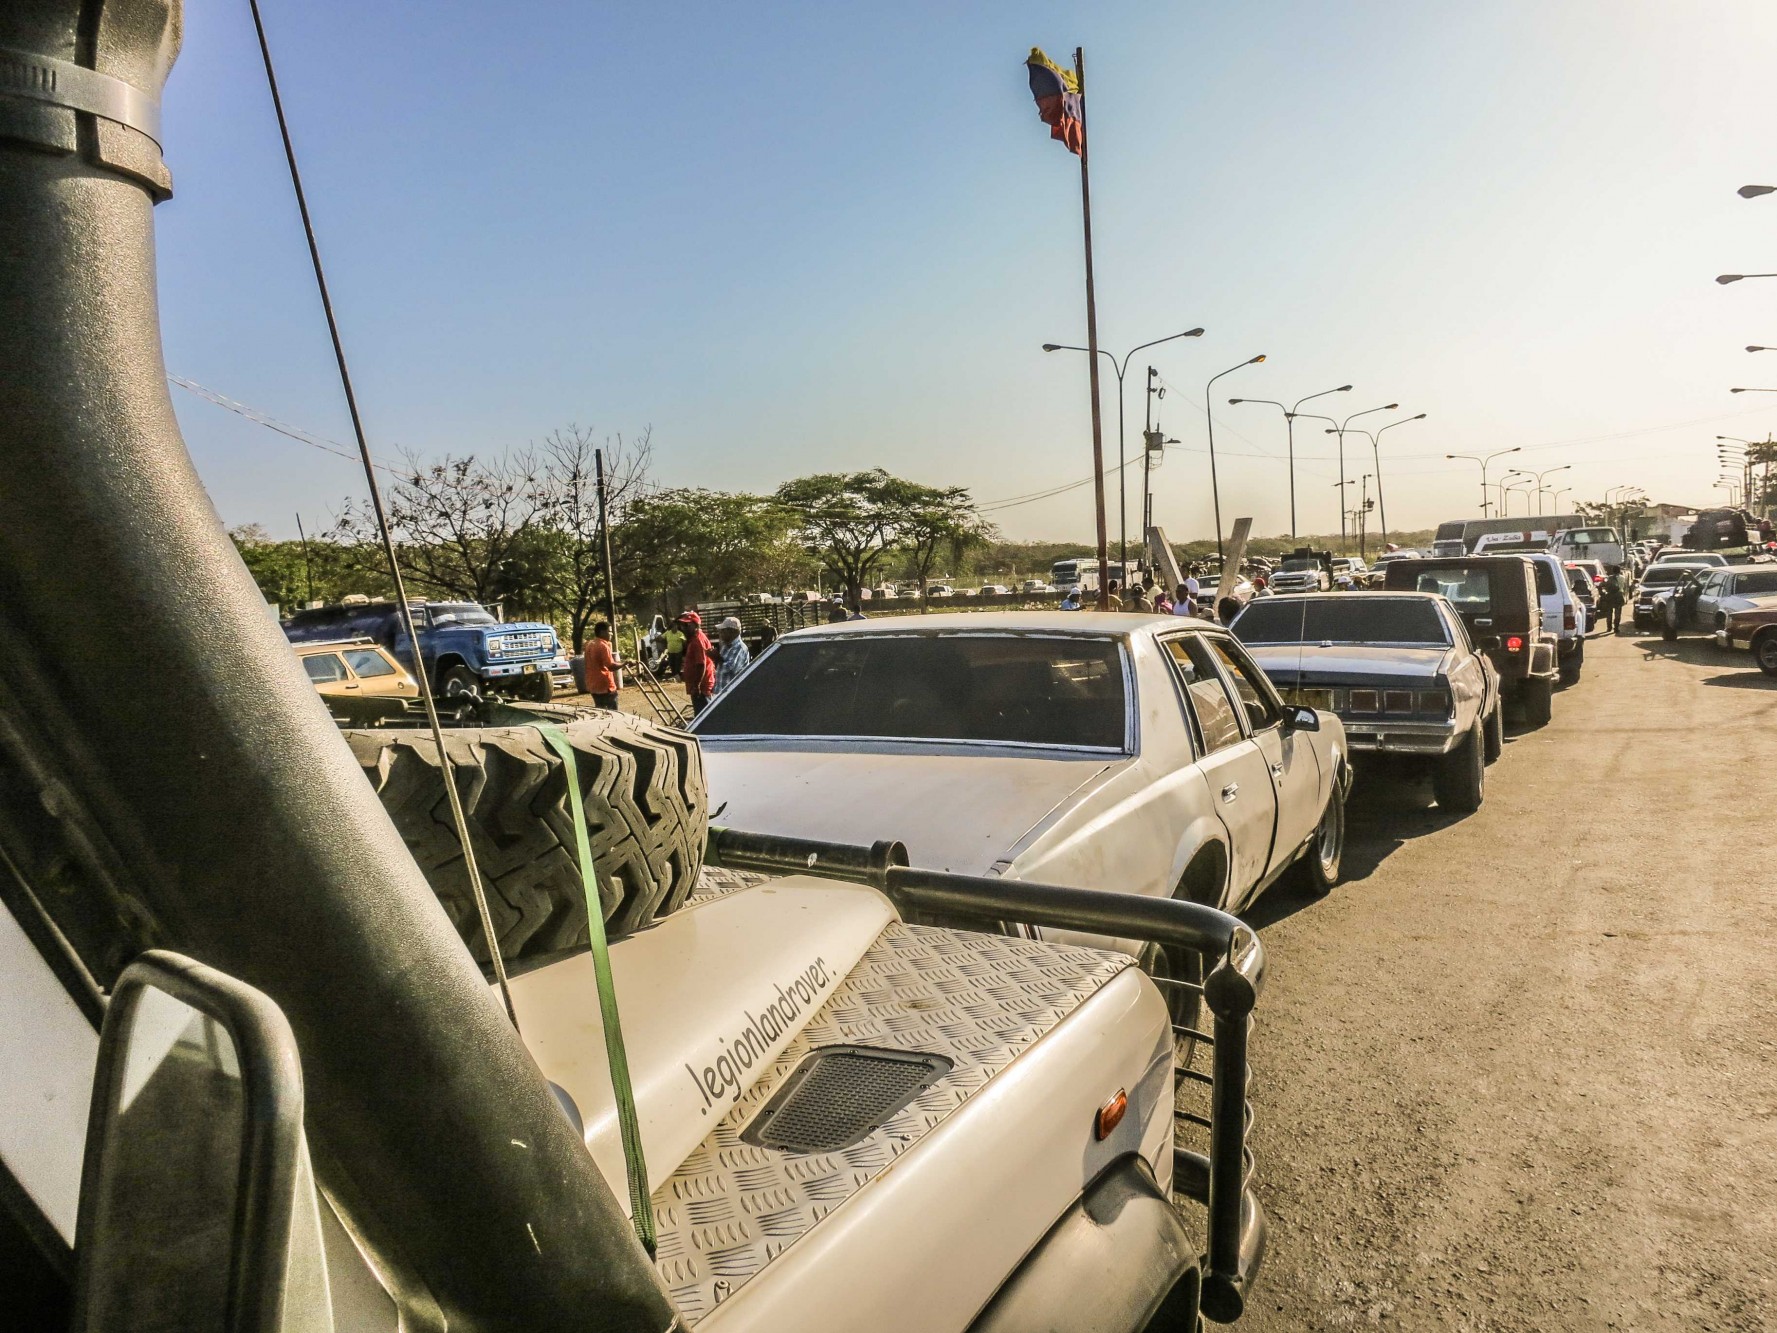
[0,3,676,1327]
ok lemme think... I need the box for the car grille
[488,630,553,657]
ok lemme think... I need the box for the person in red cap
[678,610,716,714]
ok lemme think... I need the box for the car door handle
[1221,782,1239,803]
[1270,763,1284,779]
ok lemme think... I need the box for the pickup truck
[0,13,1273,1327]
[283,598,573,701]
[1231,592,1501,812]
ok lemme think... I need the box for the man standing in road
[715,616,752,695]
[583,620,624,710]
[663,618,686,678]
[1600,565,1627,634]
[679,610,716,714]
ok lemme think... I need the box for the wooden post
[1075,47,1110,610]
[595,448,619,683]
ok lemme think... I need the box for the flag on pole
[1025,47,1083,155]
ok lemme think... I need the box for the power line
[169,376,406,477]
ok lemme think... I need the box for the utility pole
[294,512,315,605]
[595,449,618,661]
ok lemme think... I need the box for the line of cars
[1628,544,1777,675]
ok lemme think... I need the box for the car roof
[293,636,378,653]
[777,610,1231,640]
[1243,590,1439,602]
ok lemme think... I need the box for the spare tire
[345,712,706,965]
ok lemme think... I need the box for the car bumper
[483,655,571,680]
[1335,719,1462,755]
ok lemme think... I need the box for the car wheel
[1520,676,1554,727]
[1755,630,1777,677]
[440,664,483,700]
[515,671,554,703]
[1558,641,1583,688]
[1482,704,1504,764]
[345,711,706,965]
[1285,773,1345,898]
[1431,720,1485,814]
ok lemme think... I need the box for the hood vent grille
[741,1046,953,1154]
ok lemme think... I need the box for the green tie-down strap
[532,725,657,1256]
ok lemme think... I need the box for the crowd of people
[1059,565,1242,623]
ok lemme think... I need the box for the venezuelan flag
[1026,47,1083,156]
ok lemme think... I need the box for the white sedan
[690,613,1350,983]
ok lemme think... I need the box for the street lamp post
[1523,464,1571,515]
[1551,486,1573,513]
[1717,274,1777,284]
[1501,477,1534,515]
[1445,447,1522,516]
[1043,328,1205,574]
[1204,355,1267,563]
[1227,384,1352,536]
[1326,404,1399,548]
[1365,413,1426,546]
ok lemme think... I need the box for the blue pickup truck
[283,599,573,702]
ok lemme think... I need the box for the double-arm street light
[1227,384,1352,536]
[1044,328,1205,572]
[1204,355,1267,563]
[1500,471,1535,516]
[1351,413,1426,547]
[1517,463,1571,515]
[1325,404,1398,547]
[1445,446,1522,515]
[1551,485,1573,512]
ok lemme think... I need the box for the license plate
[522,663,537,674]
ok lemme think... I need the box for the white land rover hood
[700,744,1119,875]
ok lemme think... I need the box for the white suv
[1525,553,1588,685]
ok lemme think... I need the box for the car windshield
[1280,558,1319,572]
[693,633,1128,749]
[427,603,498,627]
[1233,598,1450,646]
[1640,566,1694,587]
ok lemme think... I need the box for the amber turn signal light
[1095,1089,1128,1140]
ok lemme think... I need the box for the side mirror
[1284,705,1320,733]
[71,951,332,1333]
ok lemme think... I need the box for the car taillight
[1563,606,1576,631]
[1506,635,1524,652]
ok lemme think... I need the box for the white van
[1525,552,1589,685]
[1550,526,1626,570]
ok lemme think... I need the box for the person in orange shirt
[583,621,624,709]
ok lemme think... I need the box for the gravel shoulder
[1235,630,1777,1330]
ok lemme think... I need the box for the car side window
[1446,606,1475,654]
[301,653,347,683]
[1162,637,1244,754]
[1206,637,1283,732]
[344,648,397,678]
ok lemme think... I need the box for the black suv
[1383,556,1559,725]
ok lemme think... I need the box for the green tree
[899,490,997,607]
[776,469,989,604]
[617,489,811,609]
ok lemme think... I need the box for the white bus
[1050,557,1133,592]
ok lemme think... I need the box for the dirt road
[1237,631,1777,1331]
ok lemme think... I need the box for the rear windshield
[1639,566,1695,587]
[1557,529,1616,545]
[1232,598,1450,646]
[1733,571,1777,594]
[694,634,1128,749]
[1533,563,1556,594]
[1408,569,1495,615]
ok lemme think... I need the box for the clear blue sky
[158,0,1777,548]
